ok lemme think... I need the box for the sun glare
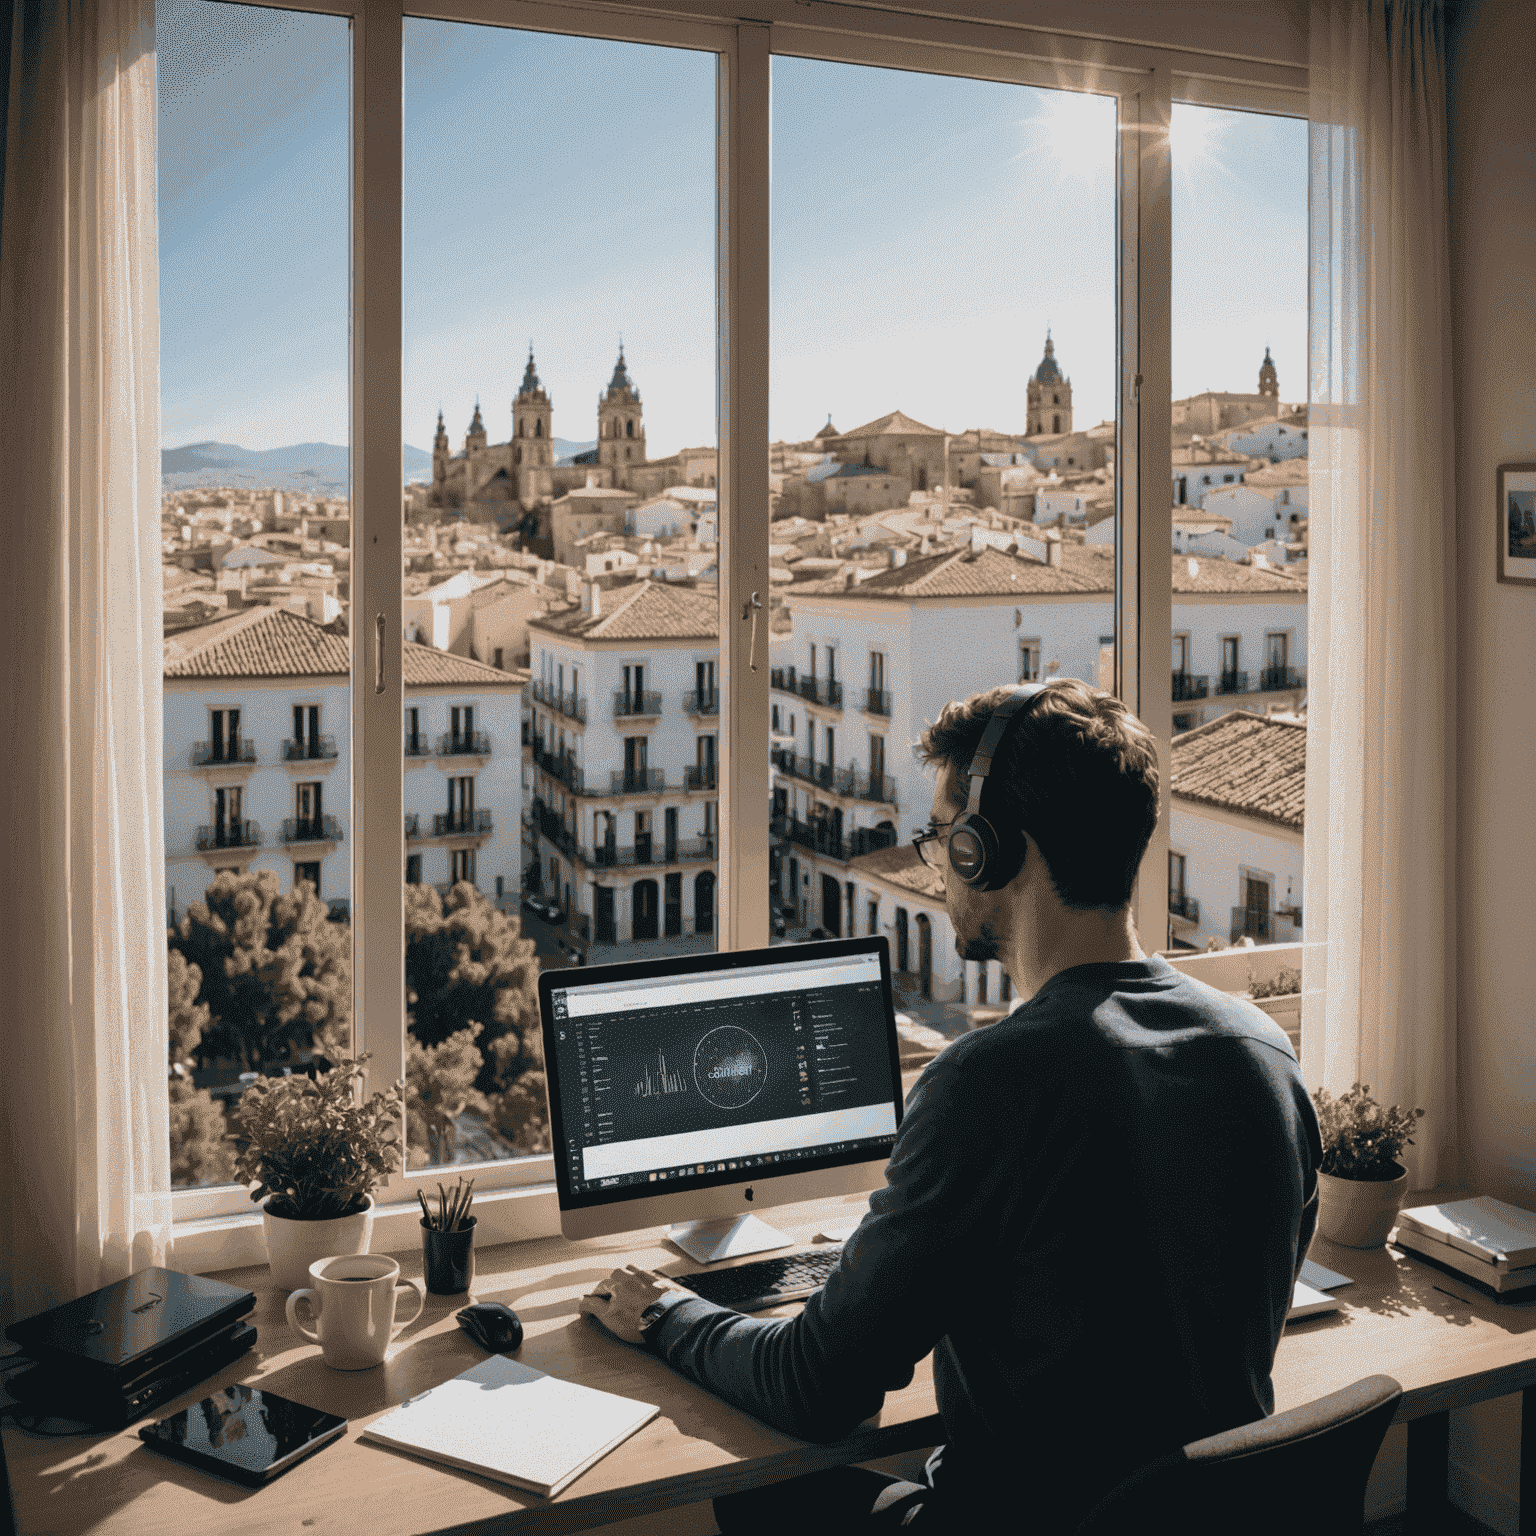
[1017,88,1114,184]
[1169,104,1222,173]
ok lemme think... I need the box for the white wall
[1200,483,1306,545]
[1167,802,1303,952]
[1171,595,1308,692]
[1211,418,1309,460]
[1445,4,1536,1529]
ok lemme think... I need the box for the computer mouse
[456,1302,523,1353]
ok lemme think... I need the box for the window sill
[170,1181,560,1276]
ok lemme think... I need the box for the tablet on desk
[138,1383,346,1488]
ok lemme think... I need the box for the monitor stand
[666,1214,794,1264]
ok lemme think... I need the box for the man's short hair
[918,679,1160,911]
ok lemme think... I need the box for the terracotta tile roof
[848,842,946,901]
[163,604,525,686]
[1169,710,1306,830]
[837,409,945,439]
[527,579,718,642]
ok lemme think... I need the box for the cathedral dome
[605,346,638,399]
[518,347,544,398]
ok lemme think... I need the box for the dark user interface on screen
[550,974,897,1195]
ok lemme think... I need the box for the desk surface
[6,1194,1536,1536]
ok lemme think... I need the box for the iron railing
[282,735,338,762]
[610,768,666,794]
[1258,666,1305,692]
[770,666,795,693]
[864,688,892,716]
[530,678,587,723]
[437,730,491,756]
[195,820,261,851]
[593,837,717,868]
[434,808,493,837]
[769,815,896,863]
[404,812,421,839]
[683,689,719,716]
[533,745,585,793]
[191,738,256,767]
[1216,670,1250,696]
[280,814,343,844]
[1168,892,1200,922]
[327,899,351,924]
[403,732,432,758]
[684,764,718,791]
[613,690,662,718]
[797,676,843,709]
[1172,673,1209,701]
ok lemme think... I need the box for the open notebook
[361,1356,660,1498]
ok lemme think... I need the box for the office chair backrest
[1075,1374,1402,1536]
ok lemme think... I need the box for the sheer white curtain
[1302,0,1456,1187]
[0,0,169,1329]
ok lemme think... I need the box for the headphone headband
[962,683,1047,817]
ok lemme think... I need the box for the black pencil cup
[421,1215,476,1295]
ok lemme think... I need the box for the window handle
[375,612,386,695]
[743,591,762,673]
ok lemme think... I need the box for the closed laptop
[5,1266,256,1387]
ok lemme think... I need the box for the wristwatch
[638,1297,674,1346]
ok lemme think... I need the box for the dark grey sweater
[643,957,1321,1529]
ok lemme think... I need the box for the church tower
[597,345,646,480]
[465,398,488,454]
[1258,345,1279,401]
[1025,329,1072,436]
[430,409,450,507]
[512,347,554,507]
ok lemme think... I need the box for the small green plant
[228,1052,405,1220]
[1248,966,1301,999]
[1312,1082,1425,1181]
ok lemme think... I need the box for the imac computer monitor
[539,937,905,1263]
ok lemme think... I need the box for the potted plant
[228,1052,405,1290]
[1312,1082,1426,1249]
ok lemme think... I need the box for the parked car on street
[522,892,564,926]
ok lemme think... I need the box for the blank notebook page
[360,1355,660,1498]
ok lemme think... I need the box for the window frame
[165,0,1305,1259]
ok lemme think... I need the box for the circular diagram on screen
[692,1025,769,1110]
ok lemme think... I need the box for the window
[295,860,322,895]
[160,0,1305,1256]
[1019,640,1041,683]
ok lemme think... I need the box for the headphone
[946,683,1048,891]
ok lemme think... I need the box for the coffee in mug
[285,1255,424,1371]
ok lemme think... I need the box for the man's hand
[578,1264,689,1345]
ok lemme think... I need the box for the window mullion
[352,0,406,1187]
[1116,64,1173,948]
[716,23,771,953]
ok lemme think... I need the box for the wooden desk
[5,1198,1536,1536]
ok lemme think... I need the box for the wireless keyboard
[674,1246,844,1311]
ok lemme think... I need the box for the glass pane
[159,1,353,1187]
[769,61,1115,1032]
[402,21,717,1170]
[1167,104,1308,977]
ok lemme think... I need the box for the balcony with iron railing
[770,814,897,864]
[530,678,587,723]
[770,666,795,693]
[1172,673,1209,702]
[280,814,343,846]
[437,729,491,757]
[530,740,586,794]
[327,899,350,924]
[1258,665,1306,692]
[1215,670,1249,696]
[684,764,718,791]
[282,735,339,762]
[196,819,261,852]
[863,688,892,717]
[610,768,666,795]
[434,808,494,837]
[404,812,420,839]
[531,800,581,863]
[190,738,257,767]
[1168,892,1200,924]
[613,690,662,719]
[683,689,719,717]
[797,675,843,709]
[403,731,433,759]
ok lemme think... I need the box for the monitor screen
[541,938,903,1225]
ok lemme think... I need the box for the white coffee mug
[285,1254,424,1371]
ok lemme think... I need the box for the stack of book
[1392,1196,1536,1296]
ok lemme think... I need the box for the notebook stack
[1391,1196,1536,1297]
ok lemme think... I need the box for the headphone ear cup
[980,822,1028,892]
[947,814,998,887]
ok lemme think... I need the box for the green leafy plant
[228,1053,405,1220]
[1248,966,1301,999]
[1312,1082,1425,1181]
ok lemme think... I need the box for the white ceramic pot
[1316,1165,1408,1249]
[262,1193,376,1291]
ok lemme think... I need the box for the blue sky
[158,1,1307,456]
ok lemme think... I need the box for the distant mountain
[162,438,599,493]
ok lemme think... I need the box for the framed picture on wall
[1498,463,1536,586]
